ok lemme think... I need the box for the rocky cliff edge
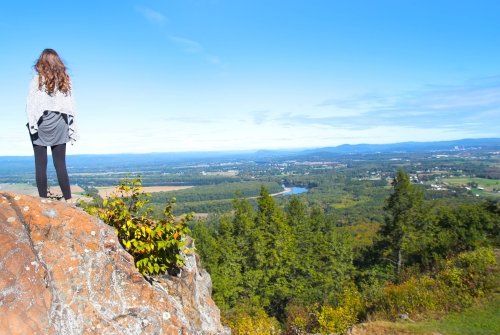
[0,192,230,335]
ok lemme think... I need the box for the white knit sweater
[26,74,79,143]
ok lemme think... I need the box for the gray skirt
[30,111,70,146]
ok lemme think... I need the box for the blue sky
[1,0,499,155]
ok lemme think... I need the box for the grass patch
[442,177,500,188]
[400,249,500,335]
[353,249,500,335]
[471,188,500,198]
[404,293,500,335]
[353,294,500,335]
[441,177,500,198]
[340,222,380,249]
[331,195,369,209]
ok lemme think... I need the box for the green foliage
[377,169,425,280]
[83,177,192,275]
[192,187,355,326]
[372,247,497,320]
[285,172,388,226]
[191,198,252,311]
[289,203,355,306]
[189,169,499,332]
[82,185,103,204]
[223,304,281,335]
[283,285,363,334]
[284,302,318,334]
[379,275,441,319]
[251,186,296,316]
[73,172,240,188]
[150,181,283,214]
[443,247,498,299]
[378,197,499,274]
[315,285,363,334]
[405,293,500,335]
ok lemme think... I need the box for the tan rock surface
[0,192,230,335]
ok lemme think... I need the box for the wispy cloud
[168,36,204,54]
[318,92,390,110]
[283,77,500,134]
[168,35,224,67]
[136,6,166,25]
[206,56,222,65]
[164,116,218,124]
[251,110,270,125]
[135,6,221,67]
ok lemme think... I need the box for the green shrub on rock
[83,177,192,275]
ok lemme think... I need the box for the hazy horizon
[0,137,498,158]
[1,1,499,156]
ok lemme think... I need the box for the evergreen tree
[305,206,354,305]
[418,201,500,266]
[232,195,259,303]
[194,186,355,323]
[285,197,310,300]
[232,195,256,257]
[377,170,424,280]
[213,215,245,309]
[191,217,243,309]
[285,198,355,306]
[251,186,296,318]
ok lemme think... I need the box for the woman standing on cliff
[26,48,78,202]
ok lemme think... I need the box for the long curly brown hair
[35,48,71,95]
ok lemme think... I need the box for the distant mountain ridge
[300,138,500,155]
[0,138,498,169]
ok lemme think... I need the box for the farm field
[0,183,85,197]
[97,185,194,198]
[442,177,500,188]
[441,177,500,197]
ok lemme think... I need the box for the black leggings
[33,144,72,200]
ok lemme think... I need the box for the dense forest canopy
[190,171,499,333]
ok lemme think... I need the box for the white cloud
[136,6,166,25]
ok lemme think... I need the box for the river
[282,186,308,195]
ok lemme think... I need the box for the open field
[0,183,85,198]
[442,177,500,188]
[97,185,194,198]
[441,177,500,197]
[0,183,38,195]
